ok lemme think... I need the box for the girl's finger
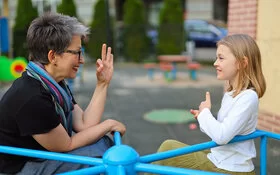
[205,91,211,104]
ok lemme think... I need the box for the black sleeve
[15,93,60,136]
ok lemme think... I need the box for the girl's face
[214,44,239,86]
[56,35,84,80]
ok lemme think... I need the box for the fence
[0,130,279,175]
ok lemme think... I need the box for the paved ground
[1,62,279,174]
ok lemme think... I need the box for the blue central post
[103,132,139,174]
[103,145,139,175]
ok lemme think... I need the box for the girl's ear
[48,50,57,65]
[243,56,248,68]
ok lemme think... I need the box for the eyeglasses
[64,49,82,60]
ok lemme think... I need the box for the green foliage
[87,0,114,60]
[13,0,38,58]
[123,0,149,62]
[157,0,185,55]
[57,0,77,17]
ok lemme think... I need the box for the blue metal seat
[0,130,279,175]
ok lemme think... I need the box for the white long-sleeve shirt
[197,89,259,172]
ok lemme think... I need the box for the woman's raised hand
[96,44,114,84]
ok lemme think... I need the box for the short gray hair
[27,12,89,64]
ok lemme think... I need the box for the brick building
[227,0,280,133]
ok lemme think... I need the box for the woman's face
[214,44,239,86]
[56,35,84,80]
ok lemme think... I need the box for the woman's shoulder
[6,72,52,102]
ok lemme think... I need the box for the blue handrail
[0,129,279,175]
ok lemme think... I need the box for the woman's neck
[44,64,63,82]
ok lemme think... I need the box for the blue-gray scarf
[26,61,73,136]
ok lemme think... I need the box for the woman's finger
[101,44,106,61]
[106,47,111,62]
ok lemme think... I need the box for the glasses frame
[64,49,82,61]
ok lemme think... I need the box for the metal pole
[50,0,57,13]
[105,0,113,47]
[37,0,44,15]
[2,0,10,57]
[260,136,267,175]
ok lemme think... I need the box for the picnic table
[157,55,190,80]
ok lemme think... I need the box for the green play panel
[144,109,196,124]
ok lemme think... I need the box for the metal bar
[135,163,228,175]
[0,145,103,166]
[140,141,217,163]
[140,130,264,163]
[260,136,267,175]
[114,131,122,146]
[258,129,280,140]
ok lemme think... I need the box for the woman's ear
[48,50,57,65]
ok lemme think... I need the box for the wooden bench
[143,63,157,80]
[159,62,174,82]
[157,55,190,80]
[187,62,201,80]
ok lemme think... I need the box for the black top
[0,72,76,173]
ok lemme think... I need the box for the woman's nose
[79,55,85,64]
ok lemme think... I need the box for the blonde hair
[217,34,266,98]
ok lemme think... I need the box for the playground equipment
[0,56,27,81]
[0,17,10,54]
[0,129,279,175]
[187,62,201,81]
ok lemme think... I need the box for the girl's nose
[213,59,218,67]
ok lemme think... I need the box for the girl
[149,34,266,175]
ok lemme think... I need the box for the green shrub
[156,0,185,55]
[123,0,149,62]
[13,0,38,59]
[57,0,77,17]
[87,0,114,60]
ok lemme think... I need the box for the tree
[13,0,38,59]
[57,0,77,17]
[87,0,114,60]
[156,0,185,55]
[123,0,149,62]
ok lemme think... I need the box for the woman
[0,13,126,174]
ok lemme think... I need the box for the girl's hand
[96,44,114,84]
[190,109,199,119]
[199,91,212,112]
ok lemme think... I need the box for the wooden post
[3,0,9,17]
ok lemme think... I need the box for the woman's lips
[73,67,79,72]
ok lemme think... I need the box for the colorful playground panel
[0,56,27,81]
